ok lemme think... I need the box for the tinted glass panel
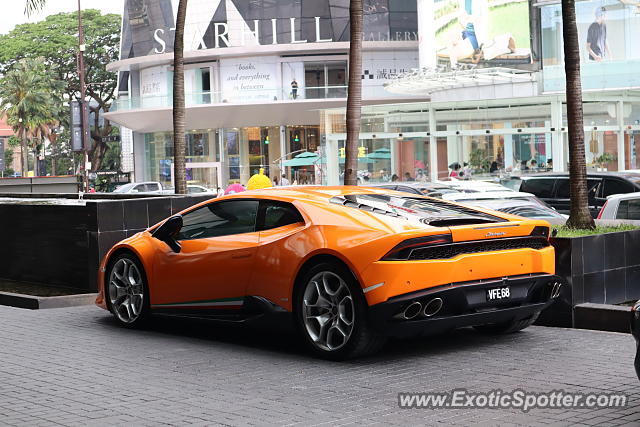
[616,200,629,219]
[617,199,640,220]
[603,179,635,198]
[521,178,556,198]
[395,186,421,194]
[260,201,304,230]
[331,194,503,223]
[555,179,601,198]
[178,200,258,240]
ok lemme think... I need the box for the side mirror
[152,215,183,253]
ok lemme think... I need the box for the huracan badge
[486,232,506,237]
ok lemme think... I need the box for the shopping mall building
[106,0,640,188]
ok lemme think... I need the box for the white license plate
[486,286,511,301]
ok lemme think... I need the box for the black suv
[519,173,640,217]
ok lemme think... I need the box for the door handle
[232,251,252,259]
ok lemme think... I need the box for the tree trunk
[20,137,28,177]
[173,0,188,194]
[343,0,363,186]
[561,0,595,229]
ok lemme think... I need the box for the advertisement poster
[219,57,279,103]
[433,0,532,68]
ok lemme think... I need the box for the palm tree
[24,0,45,16]
[0,58,59,177]
[343,0,363,186]
[561,0,595,229]
[173,0,188,194]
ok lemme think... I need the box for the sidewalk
[0,305,638,426]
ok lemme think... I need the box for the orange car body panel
[96,186,556,312]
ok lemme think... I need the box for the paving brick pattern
[0,305,638,426]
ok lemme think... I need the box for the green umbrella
[282,151,320,167]
[367,147,391,160]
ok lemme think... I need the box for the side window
[556,179,601,198]
[521,178,556,198]
[177,200,259,240]
[616,200,629,219]
[259,200,304,231]
[617,199,640,220]
[629,200,640,220]
[603,179,635,198]
[146,183,160,192]
[133,184,145,193]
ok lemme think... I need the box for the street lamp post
[77,0,89,192]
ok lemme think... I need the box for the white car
[442,191,549,207]
[187,184,215,194]
[436,179,513,193]
[597,193,640,223]
[113,182,164,194]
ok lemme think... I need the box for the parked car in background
[187,184,215,194]
[362,182,461,197]
[519,173,640,218]
[437,179,513,193]
[441,191,551,208]
[113,182,164,194]
[456,199,567,225]
[597,192,640,223]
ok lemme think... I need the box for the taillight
[597,200,608,219]
[382,234,452,260]
[530,226,550,239]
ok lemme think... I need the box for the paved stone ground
[0,304,638,426]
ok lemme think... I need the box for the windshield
[113,183,136,193]
[331,194,503,225]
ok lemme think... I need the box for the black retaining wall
[0,195,212,291]
[537,229,640,327]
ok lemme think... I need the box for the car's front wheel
[107,253,150,327]
[295,261,385,360]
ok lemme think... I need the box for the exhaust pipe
[551,282,562,298]
[422,297,443,317]
[402,301,422,320]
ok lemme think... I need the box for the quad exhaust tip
[423,297,443,317]
[402,301,422,320]
[551,282,562,299]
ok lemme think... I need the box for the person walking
[281,174,290,186]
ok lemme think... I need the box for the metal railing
[111,85,348,112]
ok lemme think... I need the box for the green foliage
[0,57,64,175]
[593,152,617,168]
[0,9,122,172]
[555,224,640,237]
[7,136,21,148]
[0,10,120,111]
[469,148,491,173]
[3,144,14,172]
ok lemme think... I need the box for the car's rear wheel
[295,261,385,360]
[107,254,150,326]
[473,312,539,334]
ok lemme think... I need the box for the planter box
[0,195,213,292]
[536,229,640,327]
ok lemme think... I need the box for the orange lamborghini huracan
[96,186,561,359]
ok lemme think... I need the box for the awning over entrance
[384,67,536,96]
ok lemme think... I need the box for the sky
[0,0,124,35]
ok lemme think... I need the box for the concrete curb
[0,291,97,310]
[574,303,631,333]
